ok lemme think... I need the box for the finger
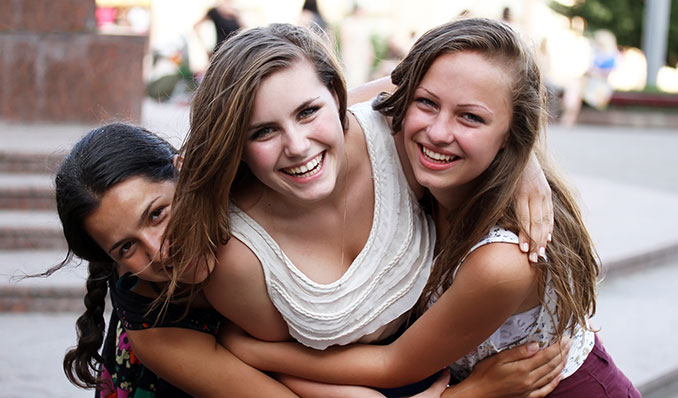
[524,339,569,387]
[529,353,566,395]
[527,373,563,398]
[516,194,532,254]
[495,342,541,365]
[411,370,450,398]
[528,195,547,262]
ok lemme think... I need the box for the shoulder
[212,236,263,281]
[457,238,536,297]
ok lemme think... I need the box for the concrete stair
[0,150,81,311]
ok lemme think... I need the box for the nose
[142,229,168,265]
[426,114,455,146]
[282,126,311,158]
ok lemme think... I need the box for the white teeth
[283,153,323,177]
[421,146,455,162]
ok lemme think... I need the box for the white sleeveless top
[229,101,435,350]
[431,226,595,379]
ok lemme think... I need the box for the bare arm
[126,326,298,397]
[347,76,394,106]
[223,243,538,388]
[204,237,290,341]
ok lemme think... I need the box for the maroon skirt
[548,334,641,397]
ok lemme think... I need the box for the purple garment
[548,334,641,397]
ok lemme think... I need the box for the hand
[411,370,450,398]
[516,152,553,263]
[443,339,571,398]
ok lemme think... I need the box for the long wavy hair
[162,23,347,305]
[376,18,599,337]
[44,123,177,389]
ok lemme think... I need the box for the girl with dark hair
[221,18,640,397]
[50,123,297,396]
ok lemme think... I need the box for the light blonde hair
[376,18,599,337]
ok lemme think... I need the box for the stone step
[0,249,86,312]
[0,151,64,174]
[0,210,65,250]
[0,172,56,210]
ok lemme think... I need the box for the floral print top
[95,273,224,397]
[428,226,595,381]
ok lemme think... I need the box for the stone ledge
[0,286,85,312]
[0,32,147,123]
[602,241,678,280]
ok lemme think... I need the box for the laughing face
[403,51,513,208]
[242,57,345,204]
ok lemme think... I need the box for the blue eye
[415,97,437,108]
[299,106,319,119]
[251,126,275,140]
[463,113,485,124]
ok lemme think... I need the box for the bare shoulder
[213,235,263,279]
[206,236,289,341]
[457,241,537,294]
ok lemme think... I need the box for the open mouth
[281,152,324,177]
[421,145,458,163]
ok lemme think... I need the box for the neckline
[230,118,380,288]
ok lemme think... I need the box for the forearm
[348,76,394,105]
[225,332,401,387]
[128,327,298,397]
[277,374,384,398]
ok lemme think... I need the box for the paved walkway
[1,101,677,396]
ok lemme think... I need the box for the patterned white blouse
[430,226,595,380]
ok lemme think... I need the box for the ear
[172,154,184,172]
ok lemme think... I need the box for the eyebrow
[247,97,320,133]
[107,196,161,255]
[419,87,494,115]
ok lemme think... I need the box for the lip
[279,151,326,181]
[417,144,459,171]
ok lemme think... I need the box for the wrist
[444,379,488,398]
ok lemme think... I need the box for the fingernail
[539,247,546,258]
[547,233,552,242]
[529,252,538,263]
[527,342,539,354]
[521,242,529,252]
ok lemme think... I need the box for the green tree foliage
[549,0,678,66]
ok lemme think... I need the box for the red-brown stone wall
[0,0,146,123]
[0,0,96,33]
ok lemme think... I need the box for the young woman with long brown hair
[220,18,640,397]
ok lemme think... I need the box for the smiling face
[242,58,345,204]
[403,51,513,208]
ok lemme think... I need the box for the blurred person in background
[299,0,328,32]
[193,0,243,56]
